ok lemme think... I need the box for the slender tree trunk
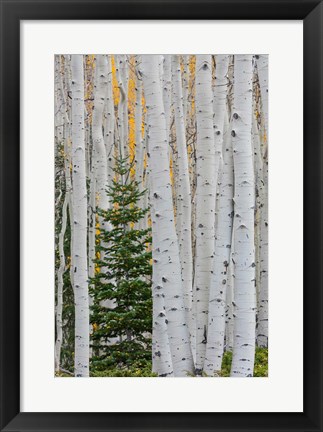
[150,201,174,377]
[146,129,172,375]
[230,55,256,377]
[104,55,115,187]
[55,185,68,372]
[71,54,89,377]
[135,61,149,232]
[203,56,230,373]
[135,56,144,185]
[194,55,216,372]
[88,146,96,287]
[255,55,268,348]
[171,54,193,343]
[257,160,268,348]
[182,55,190,127]
[225,255,235,352]
[93,55,116,318]
[141,125,150,231]
[116,55,129,159]
[213,55,230,187]
[252,108,266,347]
[93,55,109,213]
[255,55,268,143]
[141,54,194,377]
[61,55,75,297]
[162,55,172,138]
[204,108,233,375]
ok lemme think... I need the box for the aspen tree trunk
[225,256,235,351]
[252,109,265,347]
[162,55,172,144]
[85,120,91,179]
[224,57,236,353]
[255,55,268,141]
[204,109,234,375]
[89,54,108,316]
[55,177,68,372]
[116,55,129,159]
[255,55,268,348]
[93,55,109,213]
[93,55,116,318]
[62,55,75,295]
[57,55,70,132]
[88,153,96,291]
[203,56,229,373]
[146,135,173,375]
[88,136,96,284]
[257,162,268,347]
[71,54,89,377]
[171,54,193,339]
[142,125,150,231]
[56,58,72,356]
[134,57,148,230]
[182,55,190,126]
[194,55,216,372]
[55,57,64,154]
[141,55,194,377]
[104,55,115,186]
[135,57,144,183]
[213,55,229,185]
[252,111,261,295]
[150,201,174,377]
[230,55,256,377]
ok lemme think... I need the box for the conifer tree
[90,157,152,371]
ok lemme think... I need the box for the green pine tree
[90,157,152,373]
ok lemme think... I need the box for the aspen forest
[55,54,268,378]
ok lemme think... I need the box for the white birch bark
[146,130,172,375]
[104,55,115,186]
[182,55,190,126]
[93,55,109,213]
[141,55,194,377]
[116,55,129,159]
[225,256,235,352]
[134,58,148,230]
[255,55,268,144]
[150,201,174,377]
[204,109,233,375]
[213,55,230,186]
[135,57,144,184]
[255,55,268,348]
[55,57,64,152]
[65,137,74,292]
[171,54,193,339]
[92,55,116,318]
[62,55,75,292]
[162,55,172,143]
[88,144,96,284]
[252,108,267,347]
[143,125,151,231]
[71,54,89,377]
[194,55,216,372]
[257,162,268,348]
[55,192,68,372]
[230,55,256,377]
[55,55,75,362]
[252,109,262,298]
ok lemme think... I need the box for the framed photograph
[0,0,322,431]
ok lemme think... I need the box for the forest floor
[56,348,268,378]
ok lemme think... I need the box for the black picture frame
[0,1,322,431]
